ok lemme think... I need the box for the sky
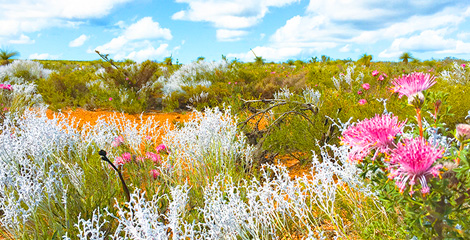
[1,0,470,64]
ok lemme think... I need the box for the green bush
[37,70,94,110]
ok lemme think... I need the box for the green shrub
[37,70,94,110]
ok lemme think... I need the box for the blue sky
[1,0,470,63]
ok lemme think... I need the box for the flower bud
[408,92,424,108]
[456,124,470,141]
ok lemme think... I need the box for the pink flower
[341,114,406,162]
[461,64,466,68]
[383,73,388,78]
[456,124,470,140]
[362,83,370,90]
[121,152,132,162]
[372,70,379,76]
[228,82,231,84]
[109,97,113,101]
[113,156,126,166]
[357,90,363,95]
[111,136,124,147]
[358,99,367,105]
[150,169,160,179]
[126,77,129,80]
[1,84,12,91]
[378,74,384,81]
[271,71,276,74]
[156,144,167,153]
[388,137,443,195]
[146,152,161,164]
[234,82,238,84]
[136,156,145,162]
[391,72,436,100]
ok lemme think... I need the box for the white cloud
[124,17,172,40]
[0,0,130,37]
[379,29,470,58]
[125,44,170,62]
[339,44,351,52]
[216,29,248,42]
[9,34,35,44]
[258,0,470,60]
[172,0,299,37]
[351,9,468,44]
[69,34,89,47]
[94,17,173,62]
[28,53,60,60]
[96,36,128,54]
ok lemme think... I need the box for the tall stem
[416,108,423,138]
[456,143,465,164]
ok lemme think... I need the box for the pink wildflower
[341,114,406,162]
[357,90,363,95]
[111,136,124,147]
[126,77,129,80]
[113,156,126,166]
[234,82,237,84]
[358,99,367,105]
[109,97,113,101]
[383,73,388,78]
[362,83,370,90]
[391,72,436,100]
[388,137,443,195]
[146,152,161,164]
[156,144,167,153]
[271,71,276,74]
[461,64,466,68]
[372,70,379,76]
[456,124,470,140]
[378,74,384,81]
[121,152,132,162]
[228,82,231,85]
[150,169,160,179]
[1,84,12,91]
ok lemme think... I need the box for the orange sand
[45,108,191,129]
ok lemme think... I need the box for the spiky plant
[0,49,20,65]
[358,53,372,67]
[399,52,413,64]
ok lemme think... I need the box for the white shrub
[161,107,253,177]
[157,60,228,96]
[0,60,53,84]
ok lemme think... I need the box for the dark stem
[99,150,131,202]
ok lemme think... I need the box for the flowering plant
[342,72,470,239]
[105,134,169,200]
